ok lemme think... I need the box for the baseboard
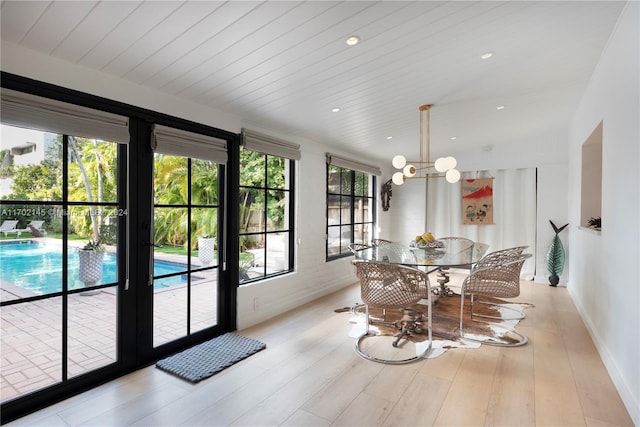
[567,286,640,425]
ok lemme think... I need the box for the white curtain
[426,168,537,279]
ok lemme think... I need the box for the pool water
[0,240,190,295]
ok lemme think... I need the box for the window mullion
[351,171,356,246]
[61,134,69,382]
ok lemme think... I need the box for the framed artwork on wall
[462,178,494,225]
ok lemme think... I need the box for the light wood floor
[7,275,634,426]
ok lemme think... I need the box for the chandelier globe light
[391,104,460,185]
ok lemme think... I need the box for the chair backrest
[370,238,392,247]
[0,220,19,231]
[463,253,532,298]
[348,243,372,254]
[474,245,529,270]
[438,236,474,252]
[352,260,429,308]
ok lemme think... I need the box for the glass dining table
[352,240,489,296]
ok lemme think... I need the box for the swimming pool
[0,240,190,295]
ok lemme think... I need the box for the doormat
[156,332,266,383]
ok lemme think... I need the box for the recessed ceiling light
[386,136,393,140]
[481,52,493,60]
[450,136,457,140]
[496,105,505,110]
[331,107,341,113]
[346,36,360,46]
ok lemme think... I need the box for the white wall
[566,3,639,423]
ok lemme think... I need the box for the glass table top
[353,240,489,268]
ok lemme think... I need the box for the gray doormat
[156,332,266,383]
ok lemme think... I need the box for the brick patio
[1,275,218,403]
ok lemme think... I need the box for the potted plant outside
[78,238,105,288]
[197,235,216,266]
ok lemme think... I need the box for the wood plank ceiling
[0,1,627,164]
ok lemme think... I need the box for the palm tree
[68,136,99,240]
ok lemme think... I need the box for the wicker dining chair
[459,253,532,346]
[470,245,530,321]
[352,260,432,364]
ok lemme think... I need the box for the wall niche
[580,121,602,231]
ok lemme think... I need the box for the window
[239,148,294,282]
[326,165,376,260]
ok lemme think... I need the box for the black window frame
[238,147,295,284]
[326,164,376,261]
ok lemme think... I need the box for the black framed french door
[127,120,239,365]
[1,73,239,423]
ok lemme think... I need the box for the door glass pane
[190,267,217,334]
[0,125,62,201]
[153,282,188,347]
[192,207,218,269]
[1,237,63,297]
[67,137,118,203]
[0,124,121,403]
[191,159,218,205]
[154,154,187,204]
[152,154,219,347]
[68,289,117,378]
[0,298,62,401]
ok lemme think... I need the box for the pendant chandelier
[391,104,460,185]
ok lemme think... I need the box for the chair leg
[459,292,528,347]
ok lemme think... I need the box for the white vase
[78,250,104,287]
[198,237,215,266]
